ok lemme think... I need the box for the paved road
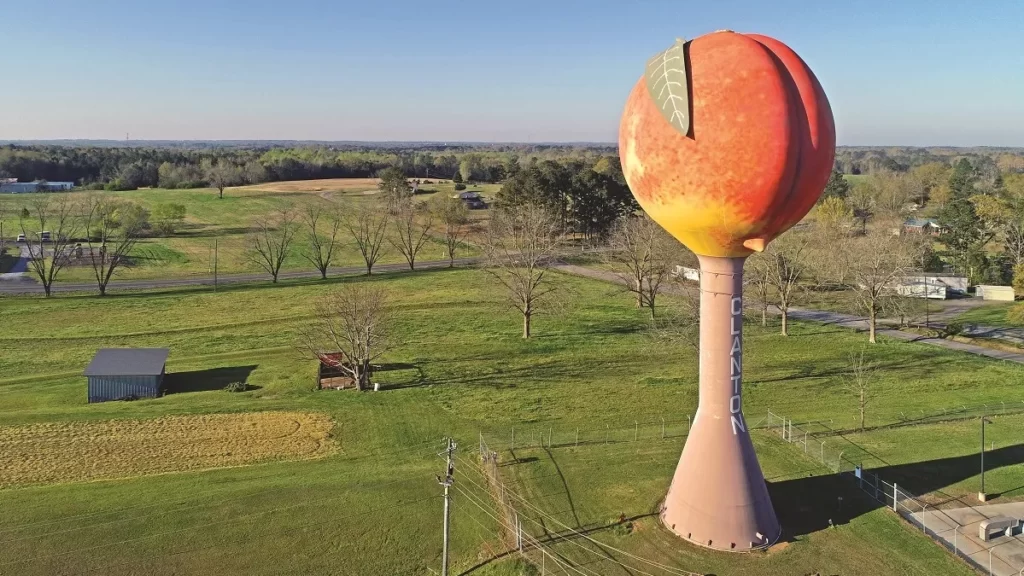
[0,245,30,280]
[0,257,478,294]
[7,255,1024,364]
[550,262,1024,365]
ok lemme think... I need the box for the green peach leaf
[644,38,691,137]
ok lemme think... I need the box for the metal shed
[84,348,169,403]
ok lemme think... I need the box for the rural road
[0,257,479,294]
[550,262,1024,365]
[7,254,1024,365]
[0,245,31,281]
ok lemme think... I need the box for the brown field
[236,178,382,195]
[0,411,336,489]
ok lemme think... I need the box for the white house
[1,180,75,193]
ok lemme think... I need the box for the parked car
[40,231,51,242]
[16,233,26,243]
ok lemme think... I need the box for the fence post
[954,525,958,556]
[548,427,552,449]
[836,451,844,473]
[511,427,515,450]
[605,425,609,444]
[788,419,793,442]
[687,414,691,432]
[803,431,808,453]
[821,441,825,463]
[893,483,898,512]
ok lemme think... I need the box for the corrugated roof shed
[84,348,169,376]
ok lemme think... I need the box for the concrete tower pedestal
[660,255,781,551]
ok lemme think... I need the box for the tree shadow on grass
[163,365,259,394]
[374,363,430,390]
[769,442,1024,540]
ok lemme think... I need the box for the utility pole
[437,437,457,576]
[979,415,992,501]
[924,275,930,328]
[213,237,218,292]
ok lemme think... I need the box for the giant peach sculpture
[619,30,835,551]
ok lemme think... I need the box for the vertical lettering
[731,415,746,434]
[729,296,743,435]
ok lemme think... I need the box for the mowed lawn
[0,178,495,282]
[0,268,1020,574]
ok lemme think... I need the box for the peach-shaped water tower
[619,30,835,551]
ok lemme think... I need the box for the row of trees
[0,143,617,189]
[7,191,469,297]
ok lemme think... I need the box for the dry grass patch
[237,178,381,194]
[0,411,336,489]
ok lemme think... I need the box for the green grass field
[0,268,1020,574]
[954,302,1022,328]
[0,178,498,282]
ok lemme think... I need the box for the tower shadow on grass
[163,365,259,394]
[769,442,1024,539]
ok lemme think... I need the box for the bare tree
[19,196,79,297]
[429,195,469,267]
[342,201,390,275]
[648,286,701,353]
[848,228,915,343]
[81,195,147,296]
[746,253,773,327]
[300,203,342,279]
[484,203,563,338]
[300,284,393,391]
[203,160,243,199]
[847,349,873,430]
[761,234,810,336]
[389,200,434,270]
[605,213,686,321]
[247,210,297,283]
[1004,219,1024,268]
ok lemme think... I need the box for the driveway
[0,245,31,280]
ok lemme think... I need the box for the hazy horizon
[3,0,1023,146]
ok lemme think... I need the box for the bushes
[1007,304,1024,325]
[104,179,138,192]
[454,183,467,191]
[224,382,249,392]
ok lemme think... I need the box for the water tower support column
[660,254,781,551]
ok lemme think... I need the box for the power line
[453,460,656,576]
[450,484,592,576]
[457,455,702,576]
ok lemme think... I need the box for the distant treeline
[0,143,617,189]
[834,147,1024,176]
[3,142,1021,194]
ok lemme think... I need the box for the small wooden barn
[317,352,357,390]
[84,348,169,403]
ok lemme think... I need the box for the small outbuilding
[84,348,169,403]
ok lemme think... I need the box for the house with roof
[451,191,487,209]
[902,218,944,236]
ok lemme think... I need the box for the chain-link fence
[767,405,1024,576]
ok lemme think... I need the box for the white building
[1,181,75,193]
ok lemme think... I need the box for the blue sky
[2,0,1021,145]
